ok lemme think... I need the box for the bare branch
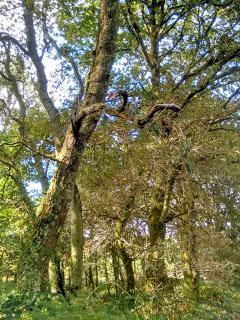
[44,28,84,99]
[0,70,13,82]
[0,32,29,56]
[208,90,240,126]
[43,9,84,101]
[222,87,240,109]
[21,141,58,162]
[125,2,152,68]
[175,46,240,94]
[0,139,58,162]
[208,115,238,125]
[0,50,27,138]
[0,156,36,219]
[0,157,18,171]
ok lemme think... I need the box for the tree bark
[114,194,135,294]
[145,164,181,292]
[88,265,95,290]
[48,255,65,297]
[94,252,99,288]
[118,247,135,294]
[111,247,121,294]
[70,185,84,292]
[180,184,199,301]
[104,257,111,295]
[19,0,119,291]
[146,220,167,292]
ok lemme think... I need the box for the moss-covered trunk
[146,164,181,292]
[115,194,135,294]
[19,0,119,291]
[111,247,121,294]
[118,247,135,293]
[70,185,84,292]
[180,184,199,301]
[48,255,65,296]
[146,225,167,292]
[146,182,167,292]
[104,257,111,295]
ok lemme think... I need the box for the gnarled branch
[71,103,106,139]
[137,103,180,128]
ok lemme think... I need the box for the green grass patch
[1,282,240,319]
[182,282,240,320]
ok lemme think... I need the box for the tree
[0,0,239,305]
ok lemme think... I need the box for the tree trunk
[85,272,88,288]
[48,255,65,297]
[119,247,135,294]
[114,194,135,294]
[19,0,119,291]
[94,253,99,288]
[88,265,95,290]
[146,163,182,292]
[70,184,84,292]
[111,247,121,294]
[63,264,71,288]
[180,185,199,301]
[104,257,111,295]
[146,184,167,292]
[146,222,167,292]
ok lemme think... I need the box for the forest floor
[0,281,240,320]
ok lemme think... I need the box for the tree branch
[22,1,62,145]
[0,32,29,56]
[125,2,152,68]
[136,103,180,128]
[45,31,84,100]
[71,103,106,139]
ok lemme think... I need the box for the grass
[183,281,240,320]
[0,281,240,319]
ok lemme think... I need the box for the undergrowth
[0,281,240,319]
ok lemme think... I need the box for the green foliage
[182,282,240,320]
[0,286,139,320]
[0,287,67,319]
[1,283,240,320]
[0,205,22,279]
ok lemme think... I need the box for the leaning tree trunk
[19,0,119,291]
